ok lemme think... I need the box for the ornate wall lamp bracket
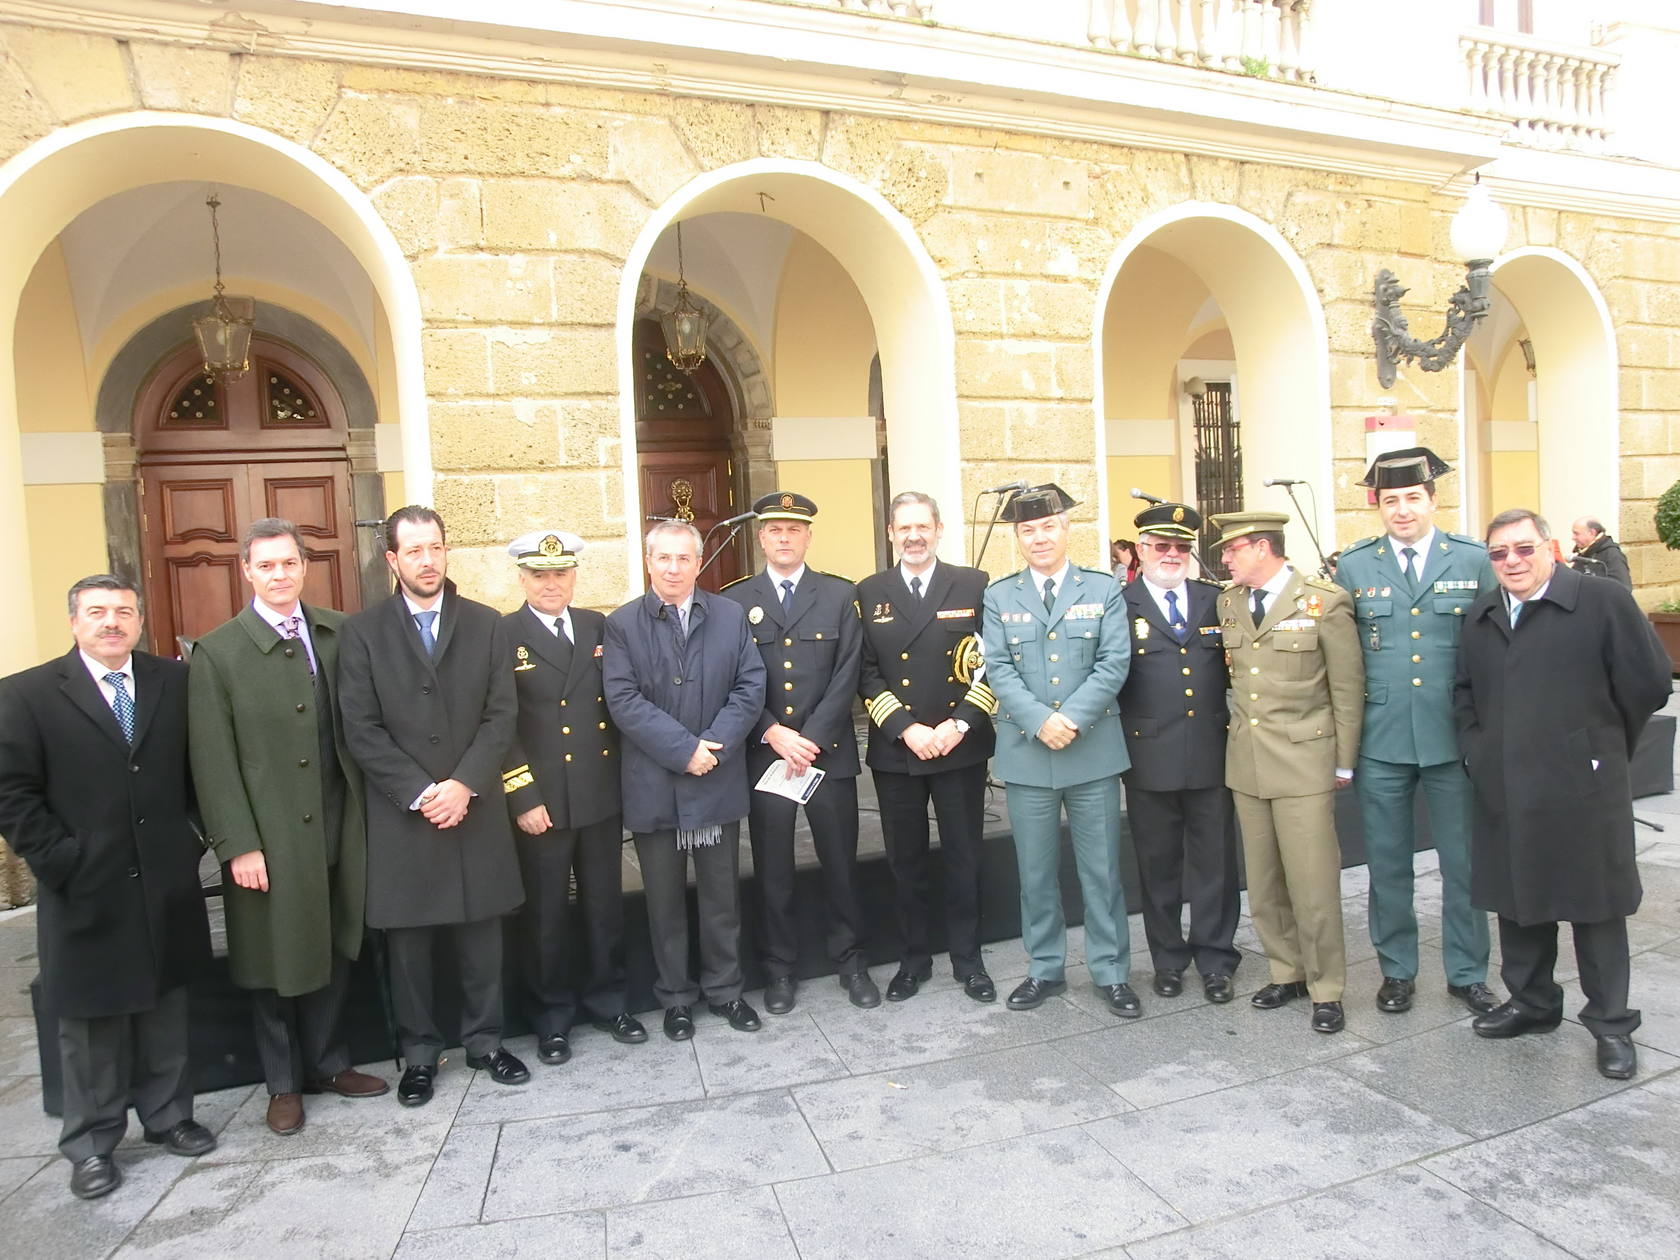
[1371,262,1493,390]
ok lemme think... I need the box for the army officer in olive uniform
[1214,510,1363,1034]
[721,491,878,1014]
[500,530,645,1068]
[983,484,1138,1018]
[1334,448,1499,1018]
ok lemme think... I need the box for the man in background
[1568,516,1632,588]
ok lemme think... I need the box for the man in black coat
[339,507,528,1107]
[1454,508,1672,1081]
[0,575,214,1200]
[498,529,645,1066]
[1118,503,1241,1003]
[721,491,877,1014]
[1569,516,1633,589]
[857,491,998,1004]
[603,520,767,1041]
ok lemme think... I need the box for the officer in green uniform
[1333,447,1500,1016]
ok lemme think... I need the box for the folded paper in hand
[754,760,825,804]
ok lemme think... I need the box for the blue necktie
[780,579,794,615]
[105,672,135,744]
[1166,590,1188,643]
[415,610,438,657]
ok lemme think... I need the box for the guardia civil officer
[982,484,1138,1017]
[1334,448,1499,1017]
[1119,502,1241,1003]
[499,530,645,1067]
[721,492,878,1013]
[1214,511,1363,1034]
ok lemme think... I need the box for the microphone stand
[970,491,1013,573]
[1277,482,1331,577]
[698,518,749,582]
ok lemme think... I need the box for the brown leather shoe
[266,1092,304,1136]
[305,1068,390,1099]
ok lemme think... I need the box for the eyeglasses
[1140,540,1193,555]
[1486,542,1542,563]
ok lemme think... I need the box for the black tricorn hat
[1359,446,1452,491]
[1000,483,1079,524]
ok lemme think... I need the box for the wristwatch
[953,719,970,734]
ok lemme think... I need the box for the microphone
[1263,477,1305,487]
[716,510,756,527]
[1129,488,1165,504]
[985,479,1028,495]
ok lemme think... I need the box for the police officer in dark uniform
[721,492,878,1013]
[499,529,646,1067]
[857,490,999,1004]
[1118,502,1242,1003]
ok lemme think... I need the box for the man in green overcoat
[189,518,388,1137]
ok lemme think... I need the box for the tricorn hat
[1358,446,1452,491]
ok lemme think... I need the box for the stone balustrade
[809,0,936,19]
[1087,0,1317,84]
[1462,27,1619,151]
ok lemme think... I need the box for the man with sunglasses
[1454,508,1671,1080]
[1118,503,1241,1003]
[1213,511,1363,1034]
[1333,448,1500,1019]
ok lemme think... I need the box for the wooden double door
[135,338,362,656]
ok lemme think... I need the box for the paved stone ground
[2,693,1678,1257]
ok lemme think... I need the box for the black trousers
[633,824,744,1007]
[385,917,505,1066]
[872,761,988,979]
[1125,782,1242,978]
[515,816,628,1035]
[1498,914,1639,1037]
[57,986,192,1162]
[747,769,867,979]
[250,953,354,1095]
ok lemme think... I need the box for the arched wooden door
[135,336,359,655]
[634,319,745,592]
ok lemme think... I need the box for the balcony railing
[1087,0,1317,84]
[1462,27,1619,151]
[815,0,936,17]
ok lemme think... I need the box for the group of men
[0,444,1669,1205]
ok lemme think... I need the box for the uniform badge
[1172,505,1185,522]
[872,602,893,624]
[953,633,985,685]
[1134,617,1149,640]
[1304,593,1323,618]
[1380,587,1391,597]
[1365,587,1376,598]
[748,606,764,624]
[593,643,604,658]
[538,534,563,557]
[514,644,536,672]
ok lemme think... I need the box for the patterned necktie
[1166,590,1188,643]
[105,672,135,744]
[1042,576,1056,613]
[414,610,438,657]
[1250,587,1267,628]
[780,579,794,615]
[1401,546,1418,590]
[280,615,315,676]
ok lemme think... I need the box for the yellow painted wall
[1102,247,1212,420]
[773,234,875,418]
[16,241,93,434]
[776,458,875,582]
[26,484,108,655]
[1487,451,1540,515]
[1107,455,1174,540]
[1489,336,1531,422]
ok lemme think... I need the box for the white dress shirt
[900,558,937,595]
[1388,528,1436,583]
[79,650,135,717]
[251,598,317,673]
[1140,575,1191,626]
[530,605,574,643]
[1029,562,1072,605]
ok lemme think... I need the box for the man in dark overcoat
[721,491,877,1014]
[189,518,387,1138]
[338,506,527,1107]
[498,528,644,1067]
[0,575,214,1200]
[603,519,767,1041]
[1118,502,1241,1004]
[1454,507,1672,1080]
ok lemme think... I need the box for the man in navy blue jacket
[602,520,767,1041]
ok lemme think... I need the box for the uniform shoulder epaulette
[1340,535,1381,556]
[986,570,1020,589]
[816,569,854,585]
[1188,576,1222,589]
[719,573,753,591]
[1444,532,1484,548]
[1304,575,1342,593]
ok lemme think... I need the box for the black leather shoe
[592,1013,649,1044]
[1152,968,1183,998]
[1311,1001,1346,1034]
[1473,1001,1563,1039]
[885,969,927,1002]
[962,972,997,1003]
[1596,1034,1637,1080]
[764,976,797,1015]
[397,1065,435,1107]
[1250,980,1309,1009]
[143,1119,216,1156]
[841,972,882,1009]
[1377,977,1416,1013]
[537,1034,572,1065]
[466,1048,531,1085]
[1448,982,1500,1015]
[708,998,763,1032]
[664,1005,695,1041]
[1099,983,1143,1019]
[1006,977,1067,1010]
[69,1154,121,1200]
[1202,973,1234,1004]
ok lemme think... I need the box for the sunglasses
[1486,542,1542,563]
[1140,540,1193,555]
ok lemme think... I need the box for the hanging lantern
[191,192,255,380]
[659,221,709,374]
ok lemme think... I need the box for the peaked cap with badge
[1134,501,1201,540]
[508,530,584,570]
[753,490,818,523]
[1209,510,1290,549]
[1000,483,1078,524]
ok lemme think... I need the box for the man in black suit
[0,575,215,1200]
[499,529,645,1066]
[857,491,998,1004]
[339,507,528,1107]
[1118,503,1241,1004]
[721,492,877,1014]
